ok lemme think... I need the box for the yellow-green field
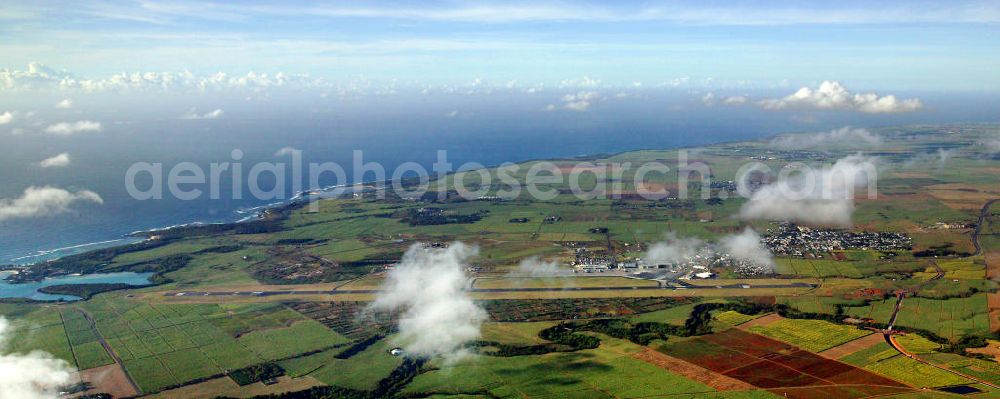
[747,318,871,352]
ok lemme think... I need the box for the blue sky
[1,0,999,91]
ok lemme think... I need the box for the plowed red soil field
[662,328,910,398]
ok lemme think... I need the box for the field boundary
[735,313,781,330]
[818,333,885,360]
[632,347,756,391]
[76,307,143,396]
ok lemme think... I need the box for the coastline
[6,121,983,269]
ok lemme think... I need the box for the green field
[628,302,704,325]
[73,297,349,393]
[840,342,972,387]
[279,338,402,390]
[404,334,777,398]
[2,305,76,366]
[844,294,990,339]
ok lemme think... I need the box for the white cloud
[903,148,955,169]
[738,154,878,228]
[718,228,775,270]
[559,76,601,88]
[1,63,327,93]
[642,229,774,271]
[702,93,748,106]
[556,91,601,111]
[203,109,224,118]
[0,111,12,125]
[701,92,715,106]
[0,316,76,399]
[273,146,300,157]
[509,256,571,277]
[771,127,882,150]
[758,81,922,113]
[176,3,1000,25]
[444,110,459,118]
[664,77,691,87]
[644,234,705,265]
[180,108,224,119]
[44,120,101,135]
[37,153,71,168]
[722,95,748,105]
[55,99,73,109]
[0,186,103,222]
[981,136,1000,154]
[369,242,486,361]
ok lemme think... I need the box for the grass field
[629,302,704,325]
[480,322,558,345]
[279,338,402,390]
[776,297,866,315]
[747,318,871,353]
[404,334,778,398]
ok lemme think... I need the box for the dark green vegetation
[481,297,696,322]
[228,363,286,386]
[37,283,138,300]
[224,358,425,399]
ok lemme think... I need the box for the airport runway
[164,282,816,298]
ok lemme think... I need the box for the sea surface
[0,271,154,301]
[0,91,997,264]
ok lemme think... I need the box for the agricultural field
[1,304,76,366]
[746,318,871,352]
[72,296,350,393]
[844,294,991,339]
[404,333,778,398]
[713,311,760,326]
[929,353,1000,386]
[660,328,912,398]
[839,342,973,388]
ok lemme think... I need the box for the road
[973,198,1000,256]
[165,282,816,298]
[879,267,1000,389]
[885,333,1000,390]
[878,203,999,389]
[77,307,143,395]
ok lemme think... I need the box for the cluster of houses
[573,251,617,273]
[762,222,912,257]
[573,250,769,279]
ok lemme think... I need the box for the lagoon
[0,271,154,301]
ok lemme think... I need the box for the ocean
[1,91,997,264]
